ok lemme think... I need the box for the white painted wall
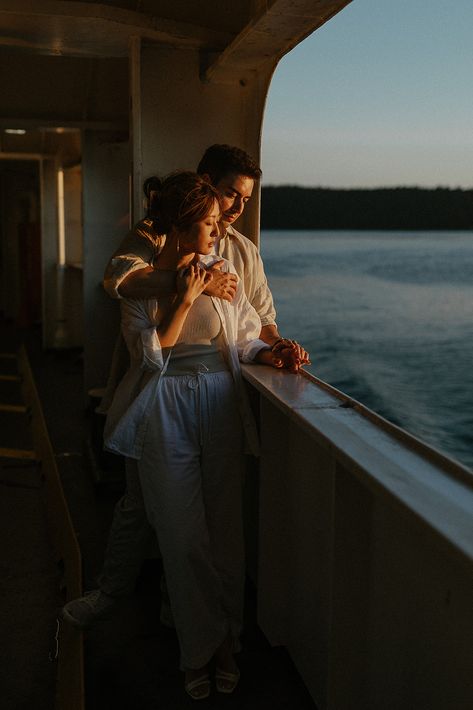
[82,130,130,393]
[131,41,273,246]
[40,158,60,348]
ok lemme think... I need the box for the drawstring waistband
[163,350,230,446]
[164,350,227,376]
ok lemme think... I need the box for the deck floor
[0,331,62,710]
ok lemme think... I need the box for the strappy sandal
[215,667,240,694]
[184,673,211,700]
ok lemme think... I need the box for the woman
[104,172,299,699]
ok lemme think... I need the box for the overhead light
[5,129,26,135]
[39,126,78,133]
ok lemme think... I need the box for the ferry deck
[1,2,472,709]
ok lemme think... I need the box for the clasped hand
[202,260,238,302]
[271,339,311,374]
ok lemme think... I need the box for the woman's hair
[197,144,262,185]
[143,171,220,233]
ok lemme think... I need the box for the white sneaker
[60,589,116,628]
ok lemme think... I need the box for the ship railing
[241,364,473,710]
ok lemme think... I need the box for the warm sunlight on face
[215,173,254,227]
[182,199,221,255]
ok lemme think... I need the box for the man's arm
[119,261,237,301]
[260,323,281,347]
[103,220,165,298]
[221,230,278,328]
[222,230,309,363]
[118,266,177,299]
[104,220,237,301]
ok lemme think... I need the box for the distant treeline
[260,186,473,230]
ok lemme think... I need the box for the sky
[261,0,473,188]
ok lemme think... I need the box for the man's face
[214,173,254,227]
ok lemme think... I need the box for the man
[61,144,308,628]
[105,144,290,348]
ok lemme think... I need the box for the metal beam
[0,0,234,57]
[202,0,352,83]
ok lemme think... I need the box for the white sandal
[215,667,240,694]
[184,673,211,700]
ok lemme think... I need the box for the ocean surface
[260,230,473,471]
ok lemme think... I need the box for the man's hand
[271,339,311,374]
[203,260,238,302]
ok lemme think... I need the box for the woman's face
[180,199,220,255]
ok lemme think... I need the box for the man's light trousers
[98,458,154,597]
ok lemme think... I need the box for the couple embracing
[62,144,309,700]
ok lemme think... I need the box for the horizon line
[261,184,473,191]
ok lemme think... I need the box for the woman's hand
[157,264,211,347]
[177,264,212,306]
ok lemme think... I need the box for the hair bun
[143,176,163,223]
[143,175,162,200]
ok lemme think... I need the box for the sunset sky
[262,0,473,188]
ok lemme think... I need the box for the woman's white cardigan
[104,256,268,459]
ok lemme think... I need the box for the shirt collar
[214,225,229,255]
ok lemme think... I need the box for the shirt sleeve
[228,274,272,363]
[247,245,277,327]
[222,230,277,327]
[103,221,160,299]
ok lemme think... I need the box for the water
[260,230,473,471]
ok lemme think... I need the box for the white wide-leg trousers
[137,370,245,670]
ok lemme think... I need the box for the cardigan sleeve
[120,298,164,371]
